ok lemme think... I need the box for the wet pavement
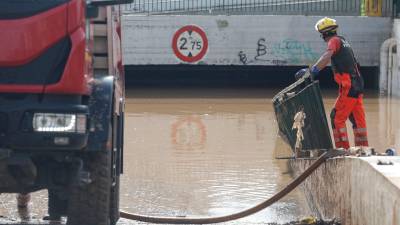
[0,87,399,225]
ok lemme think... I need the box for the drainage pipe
[380,38,396,95]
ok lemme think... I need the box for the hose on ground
[120,149,344,224]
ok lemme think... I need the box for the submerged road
[0,87,399,224]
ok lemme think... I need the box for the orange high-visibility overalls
[328,36,369,149]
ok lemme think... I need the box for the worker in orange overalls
[299,17,369,149]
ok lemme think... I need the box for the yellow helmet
[315,17,338,33]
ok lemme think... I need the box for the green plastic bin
[272,74,333,152]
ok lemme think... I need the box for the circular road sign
[172,25,208,63]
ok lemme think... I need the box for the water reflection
[121,88,310,224]
[376,96,400,150]
[171,116,207,151]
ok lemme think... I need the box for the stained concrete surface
[290,156,400,225]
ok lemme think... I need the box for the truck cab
[0,1,130,224]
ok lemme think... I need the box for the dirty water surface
[0,87,399,225]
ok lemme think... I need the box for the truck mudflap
[272,73,333,153]
[87,76,114,151]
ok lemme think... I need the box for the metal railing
[122,0,394,17]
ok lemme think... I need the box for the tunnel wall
[122,15,391,67]
[290,156,400,225]
[124,65,379,89]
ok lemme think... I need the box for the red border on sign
[172,25,209,63]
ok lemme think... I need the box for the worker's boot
[43,215,62,223]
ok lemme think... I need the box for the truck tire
[109,175,120,225]
[67,150,112,225]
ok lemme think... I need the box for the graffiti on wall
[238,38,319,65]
[272,39,319,64]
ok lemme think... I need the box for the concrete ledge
[290,156,400,225]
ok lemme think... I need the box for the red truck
[0,1,131,224]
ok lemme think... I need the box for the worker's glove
[310,65,320,78]
[294,68,308,80]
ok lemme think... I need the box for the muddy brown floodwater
[0,87,399,225]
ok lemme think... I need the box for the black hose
[120,150,342,224]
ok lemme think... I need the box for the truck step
[91,7,107,23]
[93,37,108,54]
[93,55,109,69]
[93,24,107,37]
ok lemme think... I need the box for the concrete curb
[290,156,400,225]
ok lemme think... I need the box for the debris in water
[266,217,341,225]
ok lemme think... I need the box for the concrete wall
[122,15,391,66]
[290,156,400,225]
